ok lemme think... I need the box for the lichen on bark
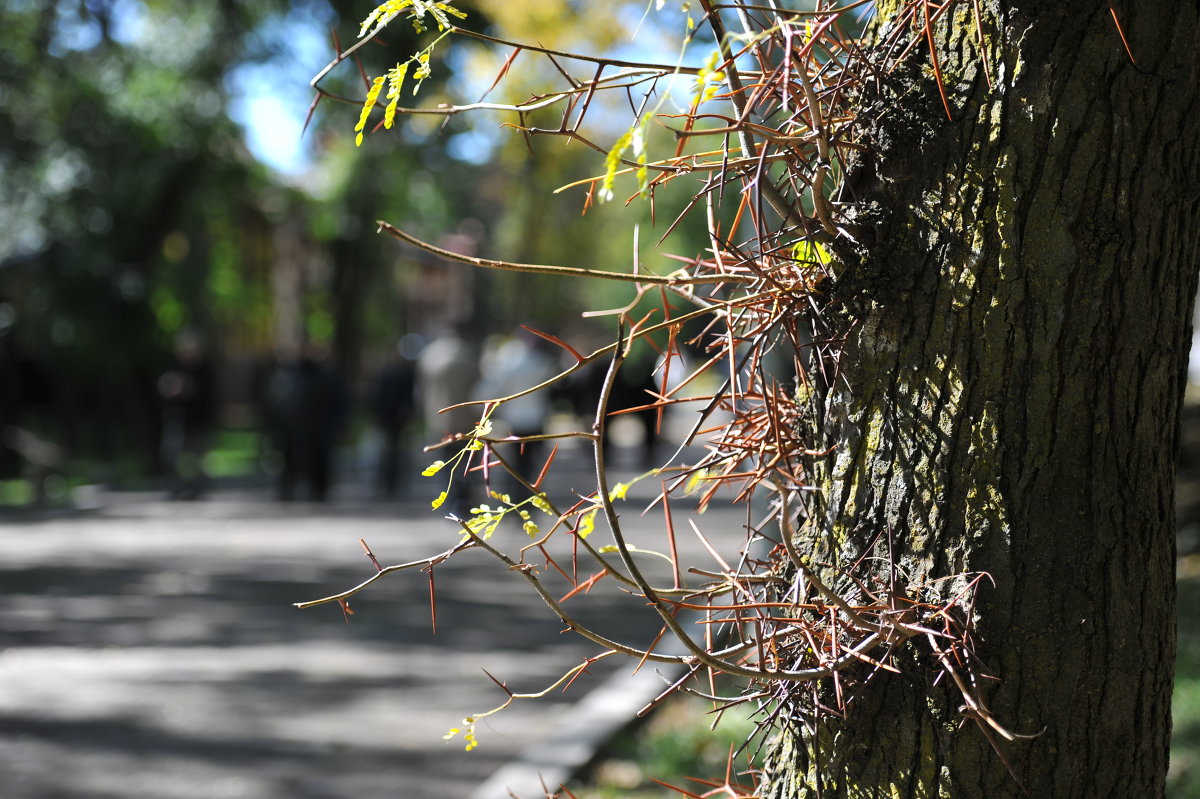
[762,1,1198,796]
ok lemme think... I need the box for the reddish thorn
[1109,5,1135,63]
[359,538,383,572]
[520,324,586,364]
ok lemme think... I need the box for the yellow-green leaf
[531,493,554,515]
[684,469,708,495]
[577,510,597,539]
[354,76,387,147]
[599,126,636,203]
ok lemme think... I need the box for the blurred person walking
[157,328,217,500]
[369,336,419,499]
[267,344,347,502]
[416,321,479,513]
[475,329,558,493]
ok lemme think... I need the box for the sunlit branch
[378,66,685,119]
[586,326,897,683]
[447,25,708,75]
[712,0,875,15]
[377,221,753,287]
[293,539,476,609]
[792,31,838,236]
[453,515,692,665]
[477,444,678,598]
[699,0,820,238]
[440,297,770,413]
[553,148,817,195]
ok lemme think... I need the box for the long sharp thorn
[1109,5,1135,63]
[428,566,437,634]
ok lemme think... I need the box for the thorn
[482,668,515,697]
[360,538,383,572]
[1109,5,1136,63]
[520,324,586,364]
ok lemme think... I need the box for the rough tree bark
[764,2,1200,797]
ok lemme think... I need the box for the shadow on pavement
[0,474,725,799]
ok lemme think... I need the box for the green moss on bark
[761,1,1197,796]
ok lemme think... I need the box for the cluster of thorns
[297,0,1071,783]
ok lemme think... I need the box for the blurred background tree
[0,0,714,496]
[1,0,318,485]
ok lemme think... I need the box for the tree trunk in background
[763,2,1200,796]
[332,234,370,379]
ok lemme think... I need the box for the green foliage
[1171,560,1200,798]
[203,430,264,479]
[0,0,285,398]
[567,694,758,798]
[600,115,652,203]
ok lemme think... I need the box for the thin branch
[377,221,752,286]
[294,540,475,609]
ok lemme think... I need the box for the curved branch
[440,302,729,412]
[453,515,692,665]
[293,539,475,609]
[447,25,708,75]
[379,66,681,119]
[588,325,892,682]
[377,221,753,286]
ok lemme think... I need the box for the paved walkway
[0,450,748,799]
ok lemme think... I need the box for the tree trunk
[763,3,1200,796]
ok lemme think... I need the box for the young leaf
[354,76,386,146]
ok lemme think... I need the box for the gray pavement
[0,449,748,799]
